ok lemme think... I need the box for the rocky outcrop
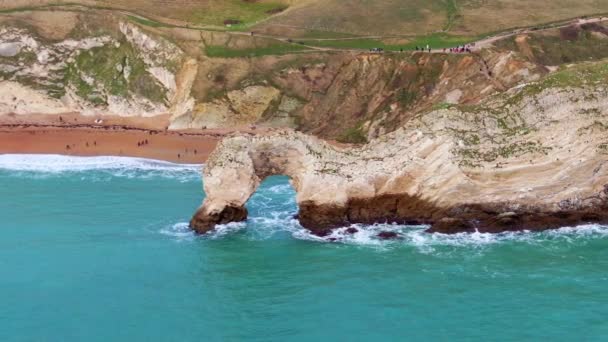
[169,85,281,129]
[191,62,608,235]
[0,18,192,117]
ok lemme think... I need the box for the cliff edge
[191,60,608,235]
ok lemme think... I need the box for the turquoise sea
[1,154,608,341]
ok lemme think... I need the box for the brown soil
[0,113,268,163]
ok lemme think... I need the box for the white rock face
[0,42,21,57]
[119,22,182,67]
[191,83,608,234]
[148,67,177,93]
[169,86,281,129]
[0,22,192,117]
[0,81,67,114]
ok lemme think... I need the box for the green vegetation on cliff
[301,33,472,51]
[338,123,368,144]
[64,40,166,105]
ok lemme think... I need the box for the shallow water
[1,155,608,341]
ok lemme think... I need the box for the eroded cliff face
[0,12,196,117]
[191,60,608,235]
[2,9,607,144]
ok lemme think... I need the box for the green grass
[442,0,460,31]
[507,59,608,104]
[299,30,358,39]
[396,89,418,107]
[204,43,309,58]
[189,0,287,27]
[63,40,167,104]
[544,61,608,87]
[126,15,170,28]
[301,33,474,51]
[337,124,368,144]
[433,102,453,110]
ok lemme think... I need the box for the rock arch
[190,84,608,236]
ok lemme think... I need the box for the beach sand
[0,113,265,164]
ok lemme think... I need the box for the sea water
[1,154,607,341]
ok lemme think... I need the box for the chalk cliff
[191,60,608,235]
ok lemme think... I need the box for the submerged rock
[345,227,359,234]
[377,231,400,240]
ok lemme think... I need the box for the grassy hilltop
[2,0,608,38]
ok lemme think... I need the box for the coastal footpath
[191,61,608,235]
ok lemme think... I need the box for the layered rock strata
[191,64,608,235]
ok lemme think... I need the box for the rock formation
[0,15,194,118]
[191,61,608,235]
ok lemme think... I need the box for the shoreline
[0,125,219,164]
[0,113,268,164]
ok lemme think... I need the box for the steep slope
[2,8,608,143]
[0,11,196,117]
[190,59,608,235]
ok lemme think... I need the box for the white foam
[0,154,202,181]
[210,221,247,239]
[161,214,608,251]
[266,184,294,194]
[160,221,248,241]
[159,222,196,240]
[293,222,608,251]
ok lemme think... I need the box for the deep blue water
[1,154,608,341]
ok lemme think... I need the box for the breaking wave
[0,154,201,181]
[293,223,608,251]
[11,155,603,250]
[162,175,608,251]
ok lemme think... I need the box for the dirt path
[3,3,607,54]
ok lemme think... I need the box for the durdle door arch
[190,126,608,236]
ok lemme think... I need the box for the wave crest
[0,154,201,181]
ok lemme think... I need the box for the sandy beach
[0,113,265,164]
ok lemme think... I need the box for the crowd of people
[445,44,474,53]
[414,43,475,54]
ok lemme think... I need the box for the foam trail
[160,223,196,240]
[0,154,202,181]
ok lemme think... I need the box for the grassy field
[3,1,608,36]
[0,0,293,27]
[302,33,474,51]
[94,0,293,27]
[2,0,608,57]
[204,42,308,58]
[254,0,608,37]
[188,0,287,27]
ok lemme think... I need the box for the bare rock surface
[191,68,608,235]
